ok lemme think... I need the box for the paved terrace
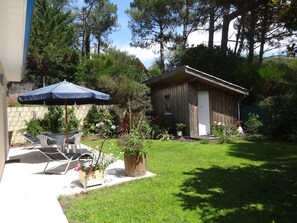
[0,145,155,223]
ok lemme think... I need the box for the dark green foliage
[67,107,79,132]
[139,121,155,139]
[78,49,151,129]
[83,105,100,134]
[24,119,44,136]
[42,106,64,133]
[82,106,118,137]
[259,59,297,140]
[244,113,263,135]
[25,0,79,87]
[24,105,79,135]
[170,45,245,85]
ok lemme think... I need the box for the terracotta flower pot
[124,154,147,177]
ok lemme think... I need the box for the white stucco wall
[0,63,8,181]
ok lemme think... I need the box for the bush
[23,105,79,136]
[139,122,155,139]
[83,105,100,134]
[244,113,263,135]
[67,107,79,132]
[24,119,44,136]
[211,122,239,144]
[43,106,64,133]
[83,106,117,137]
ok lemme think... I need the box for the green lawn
[59,139,297,223]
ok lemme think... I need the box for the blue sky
[96,1,287,68]
[109,0,158,68]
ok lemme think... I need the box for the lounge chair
[23,133,40,149]
[38,134,57,148]
[39,147,83,174]
[66,132,83,153]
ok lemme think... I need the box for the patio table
[43,132,74,153]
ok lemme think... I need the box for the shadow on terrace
[174,140,297,223]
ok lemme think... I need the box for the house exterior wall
[0,63,8,182]
[195,82,239,125]
[150,81,190,134]
[150,79,241,138]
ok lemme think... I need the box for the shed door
[198,91,210,135]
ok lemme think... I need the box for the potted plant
[75,139,117,189]
[176,123,186,137]
[117,128,149,177]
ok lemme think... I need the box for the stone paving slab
[0,145,155,223]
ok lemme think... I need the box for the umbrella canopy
[18,80,110,105]
[18,80,110,147]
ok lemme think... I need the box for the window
[164,94,171,115]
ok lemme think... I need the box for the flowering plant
[211,121,241,143]
[74,139,117,175]
[117,128,150,156]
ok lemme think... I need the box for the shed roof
[144,65,249,96]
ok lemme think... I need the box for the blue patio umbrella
[18,80,110,146]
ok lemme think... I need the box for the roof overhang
[145,65,249,96]
[0,0,35,82]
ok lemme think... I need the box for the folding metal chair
[39,147,83,174]
[23,133,40,149]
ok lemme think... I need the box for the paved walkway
[0,145,155,223]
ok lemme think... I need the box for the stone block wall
[8,105,110,145]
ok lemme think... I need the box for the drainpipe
[237,95,247,121]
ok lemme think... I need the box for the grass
[59,139,297,223]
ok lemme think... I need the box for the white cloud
[118,44,158,68]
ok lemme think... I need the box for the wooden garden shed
[144,65,249,138]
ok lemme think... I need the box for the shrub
[67,107,79,132]
[43,106,64,133]
[117,128,149,156]
[211,122,239,144]
[139,121,155,139]
[244,113,263,135]
[24,119,44,136]
[83,106,117,137]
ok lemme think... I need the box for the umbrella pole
[65,100,69,149]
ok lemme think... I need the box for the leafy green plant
[156,128,171,141]
[244,113,263,135]
[139,121,155,139]
[176,123,186,131]
[23,119,44,136]
[43,105,64,133]
[66,107,79,132]
[74,139,117,175]
[83,105,100,134]
[117,128,149,156]
[83,106,117,137]
[211,121,240,144]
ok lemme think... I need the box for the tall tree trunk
[248,11,256,62]
[234,17,242,54]
[182,0,189,49]
[236,14,246,56]
[85,28,91,56]
[221,14,230,54]
[160,41,165,72]
[97,37,101,54]
[259,5,268,62]
[208,6,215,50]
[220,0,269,55]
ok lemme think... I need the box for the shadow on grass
[175,141,297,223]
[228,140,297,163]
